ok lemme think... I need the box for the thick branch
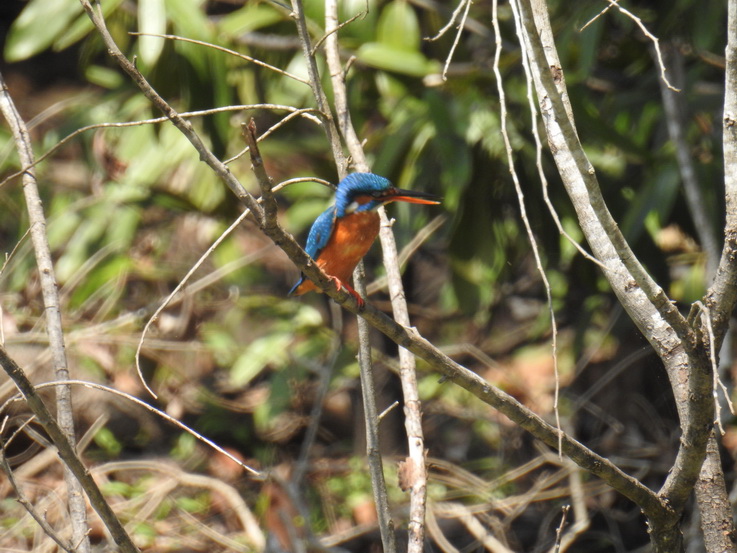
[516,0,713,521]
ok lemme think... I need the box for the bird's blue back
[288,173,391,296]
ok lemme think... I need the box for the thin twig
[580,0,679,91]
[493,0,562,455]
[94,460,265,549]
[131,32,310,84]
[366,214,446,295]
[134,210,267,398]
[508,0,609,273]
[0,105,320,190]
[553,505,570,553]
[696,302,735,435]
[224,108,322,164]
[426,0,471,41]
[437,0,472,81]
[0,378,261,477]
[0,438,75,553]
[243,119,277,225]
[311,11,366,55]
[378,401,400,422]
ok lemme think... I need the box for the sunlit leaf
[219,4,284,36]
[377,0,420,52]
[138,0,167,65]
[356,43,439,77]
[4,0,81,61]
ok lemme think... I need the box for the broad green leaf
[138,0,167,65]
[356,43,438,77]
[377,0,420,52]
[4,0,82,61]
[56,0,126,51]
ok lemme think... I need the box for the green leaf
[377,0,420,52]
[56,0,126,51]
[164,0,212,41]
[94,427,123,456]
[356,43,438,77]
[4,0,82,61]
[138,0,167,65]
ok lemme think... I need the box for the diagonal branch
[291,2,399,551]
[0,345,139,553]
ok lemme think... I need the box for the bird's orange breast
[294,211,380,295]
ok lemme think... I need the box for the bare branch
[78,0,680,534]
[324,1,428,550]
[492,0,562,455]
[0,433,75,553]
[0,345,139,553]
[0,104,320,190]
[0,378,261,477]
[705,0,737,345]
[0,69,91,553]
[581,0,679,92]
[135,211,266,399]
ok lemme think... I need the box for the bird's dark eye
[370,190,384,198]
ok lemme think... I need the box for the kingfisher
[289,172,440,308]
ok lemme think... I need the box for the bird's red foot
[327,276,365,310]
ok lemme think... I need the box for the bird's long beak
[380,187,441,205]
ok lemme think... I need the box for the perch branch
[705,0,737,347]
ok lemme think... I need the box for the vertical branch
[291,2,397,550]
[288,0,347,174]
[706,0,737,344]
[0,71,91,553]
[354,266,398,553]
[324,2,427,551]
[494,0,562,454]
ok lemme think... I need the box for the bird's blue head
[334,173,440,217]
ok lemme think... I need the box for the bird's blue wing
[304,205,337,259]
[289,205,336,296]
